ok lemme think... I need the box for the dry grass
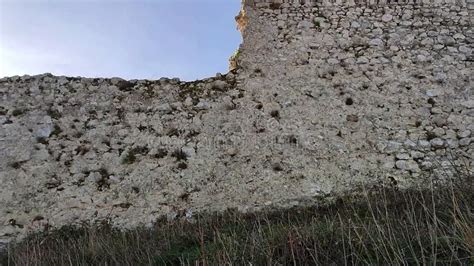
[1,170,473,265]
[235,9,248,33]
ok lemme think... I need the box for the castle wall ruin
[0,0,472,245]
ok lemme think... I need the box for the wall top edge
[244,0,472,8]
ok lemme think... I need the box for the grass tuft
[2,169,473,265]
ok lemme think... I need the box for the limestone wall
[249,0,470,6]
[237,0,473,180]
[0,0,472,245]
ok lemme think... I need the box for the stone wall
[237,0,473,179]
[0,0,472,245]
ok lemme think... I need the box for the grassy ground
[2,175,473,265]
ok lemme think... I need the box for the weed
[11,109,26,117]
[270,110,280,119]
[121,150,137,164]
[115,80,134,92]
[171,149,188,161]
[177,162,188,170]
[46,108,62,119]
[229,49,241,70]
[96,168,110,191]
[51,124,62,137]
[154,149,168,159]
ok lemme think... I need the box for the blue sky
[0,0,241,81]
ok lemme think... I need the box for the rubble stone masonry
[0,0,472,245]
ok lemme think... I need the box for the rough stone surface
[0,0,473,244]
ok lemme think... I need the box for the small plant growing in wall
[11,108,26,117]
[313,20,321,28]
[121,146,150,164]
[171,149,188,161]
[121,149,137,164]
[229,49,241,70]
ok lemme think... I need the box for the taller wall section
[236,0,473,182]
[0,0,472,244]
